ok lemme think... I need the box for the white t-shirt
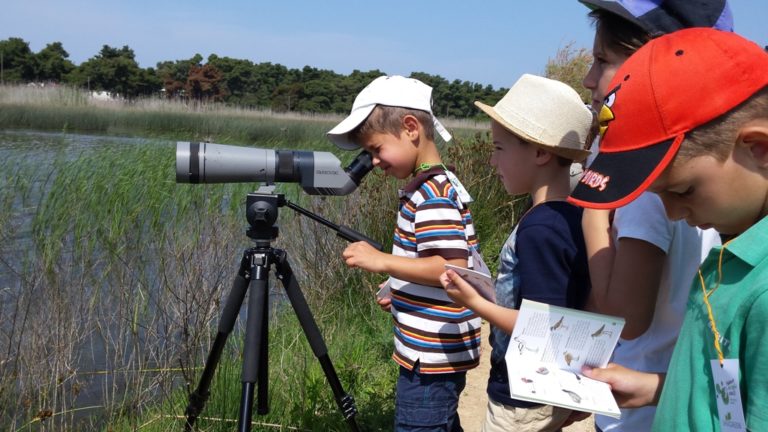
[596,192,721,432]
[569,161,584,192]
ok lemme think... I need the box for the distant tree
[269,65,344,112]
[156,54,203,98]
[0,36,546,118]
[136,67,162,96]
[300,65,323,82]
[332,69,384,112]
[206,55,256,104]
[253,62,295,107]
[186,63,228,101]
[0,37,36,83]
[545,43,592,104]
[409,71,506,119]
[411,72,451,116]
[271,82,302,112]
[69,45,156,98]
[296,79,335,112]
[35,42,75,83]
[472,83,507,118]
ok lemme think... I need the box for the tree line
[0,37,514,118]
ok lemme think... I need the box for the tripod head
[245,190,282,243]
[244,186,383,251]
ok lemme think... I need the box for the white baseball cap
[327,75,452,150]
[474,74,593,162]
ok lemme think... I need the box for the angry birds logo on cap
[598,84,620,138]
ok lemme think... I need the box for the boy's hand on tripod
[343,241,386,273]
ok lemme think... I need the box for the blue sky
[2,1,766,89]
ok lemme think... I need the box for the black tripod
[184,188,381,432]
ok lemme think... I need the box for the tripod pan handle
[337,226,383,251]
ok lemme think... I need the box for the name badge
[444,170,473,206]
[710,359,747,432]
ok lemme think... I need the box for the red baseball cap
[569,28,768,209]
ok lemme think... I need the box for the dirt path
[458,321,595,432]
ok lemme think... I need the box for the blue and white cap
[579,0,733,35]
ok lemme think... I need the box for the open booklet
[506,299,625,418]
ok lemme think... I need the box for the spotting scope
[176,142,374,196]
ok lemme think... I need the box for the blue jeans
[394,364,466,432]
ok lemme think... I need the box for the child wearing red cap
[569,28,768,432]
[572,2,729,430]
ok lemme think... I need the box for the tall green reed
[0,106,521,431]
[122,130,524,431]
[0,84,485,144]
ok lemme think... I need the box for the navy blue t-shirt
[486,201,591,407]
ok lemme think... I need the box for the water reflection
[0,130,246,429]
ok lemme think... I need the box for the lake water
[0,131,174,426]
[0,130,287,428]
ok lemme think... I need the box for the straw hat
[474,74,593,162]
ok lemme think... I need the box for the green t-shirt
[653,216,768,431]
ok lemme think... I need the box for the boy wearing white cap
[328,75,481,432]
[440,74,593,432]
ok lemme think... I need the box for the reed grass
[0,91,520,431]
[0,84,486,145]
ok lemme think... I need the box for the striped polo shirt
[389,167,482,374]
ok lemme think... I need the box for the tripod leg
[238,253,270,432]
[273,250,360,432]
[185,251,251,431]
[257,290,269,415]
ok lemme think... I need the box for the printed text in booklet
[506,299,625,418]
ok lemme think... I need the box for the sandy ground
[458,321,595,432]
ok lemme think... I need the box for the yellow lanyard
[697,240,733,367]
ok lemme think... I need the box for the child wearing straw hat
[440,74,593,432]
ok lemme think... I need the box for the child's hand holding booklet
[443,264,495,302]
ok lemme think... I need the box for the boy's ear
[402,114,420,140]
[738,122,768,168]
[534,147,553,165]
